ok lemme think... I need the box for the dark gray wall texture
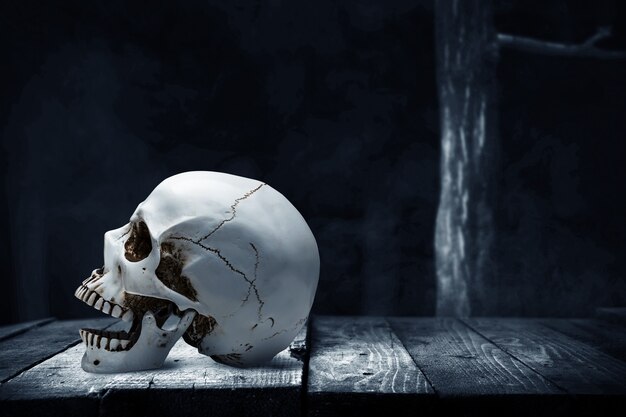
[1,0,625,324]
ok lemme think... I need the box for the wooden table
[1,314,625,416]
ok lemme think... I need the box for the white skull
[74,171,320,373]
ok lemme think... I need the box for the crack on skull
[211,352,243,367]
[262,330,286,341]
[124,221,152,262]
[250,242,260,281]
[155,242,198,302]
[118,225,131,241]
[261,317,307,341]
[241,243,263,317]
[170,236,265,320]
[197,183,265,243]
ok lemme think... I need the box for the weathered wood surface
[463,318,626,395]
[390,317,559,396]
[0,318,117,384]
[2,316,626,416]
[0,319,307,417]
[307,316,433,416]
[541,319,626,362]
[0,318,55,342]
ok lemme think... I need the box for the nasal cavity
[124,221,153,262]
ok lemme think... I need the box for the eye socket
[124,221,153,262]
[155,242,198,301]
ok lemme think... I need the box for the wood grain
[390,317,559,396]
[309,316,432,394]
[4,316,626,417]
[0,318,117,383]
[307,316,433,417]
[0,318,55,342]
[0,321,307,417]
[464,318,626,395]
[541,319,626,362]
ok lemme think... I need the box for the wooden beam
[498,27,626,59]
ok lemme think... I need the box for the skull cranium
[75,171,320,373]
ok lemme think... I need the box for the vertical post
[434,0,498,316]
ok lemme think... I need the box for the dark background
[1,0,625,324]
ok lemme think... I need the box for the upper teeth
[111,305,123,318]
[74,285,134,323]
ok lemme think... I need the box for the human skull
[74,171,319,373]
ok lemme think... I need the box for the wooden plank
[541,319,626,362]
[387,318,624,416]
[308,316,432,394]
[0,318,117,384]
[307,316,434,417]
[389,317,559,396]
[596,308,626,326]
[464,318,626,395]
[0,324,308,417]
[0,318,55,342]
